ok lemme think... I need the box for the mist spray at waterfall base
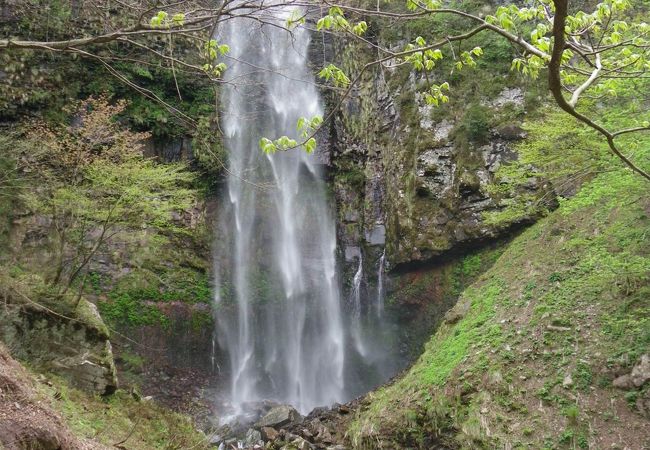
[211,4,404,424]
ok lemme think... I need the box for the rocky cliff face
[328,51,551,272]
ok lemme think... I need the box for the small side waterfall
[213,4,345,415]
[376,250,386,317]
[349,255,366,357]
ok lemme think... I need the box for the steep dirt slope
[0,344,108,450]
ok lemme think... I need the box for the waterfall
[213,3,345,415]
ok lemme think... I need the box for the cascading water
[376,250,386,317]
[349,255,366,357]
[213,4,345,415]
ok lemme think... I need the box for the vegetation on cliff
[0,93,214,447]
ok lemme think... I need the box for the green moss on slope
[40,373,210,449]
[349,164,649,449]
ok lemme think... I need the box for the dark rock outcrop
[0,298,117,395]
[255,405,303,428]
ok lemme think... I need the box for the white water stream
[213,3,345,415]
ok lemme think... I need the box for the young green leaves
[297,115,322,153]
[318,64,350,87]
[259,116,323,154]
[404,37,444,71]
[202,40,230,78]
[286,9,306,29]
[316,7,368,36]
[406,0,441,11]
[204,40,230,60]
[424,82,450,106]
[150,11,185,28]
[455,47,483,70]
[352,21,368,36]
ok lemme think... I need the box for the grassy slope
[348,165,649,449]
[44,375,211,449]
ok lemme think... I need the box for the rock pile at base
[211,402,353,449]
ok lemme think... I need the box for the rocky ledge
[0,296,117,396]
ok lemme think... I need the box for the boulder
[631,354,650,388]
[337,404,350,414]
[613,374,633,389]
[255,405,302,428]
[315,427,333,444]
[245,428,262,446]
[0,298,117,395]
[261,426,279,441]
[281,435,313,450]
[613,354,650,390]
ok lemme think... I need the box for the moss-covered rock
[0,289,118,395]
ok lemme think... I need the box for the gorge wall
[325,13,553,271]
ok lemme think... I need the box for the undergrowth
[41,374,210,449]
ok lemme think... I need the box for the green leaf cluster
[318,64,351,87]
[150,11,185,28]
[316,7,368,36]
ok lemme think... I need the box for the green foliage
[0,137,22,245]
[190,310,214,331]
[335,166,366,190]
[1,36,217,142]
[318,64,351,87]
[99,66,217,138]
[119,351,146,372]
[2,98,205,297]
[260,116,322,154]
[99,290,169,328]
[83,158,196,232]
[456,104,491,143]
[417,280,503,385]
[192,117,228,179]
[316,7,368,35]
[573,363,593,391]
[484,74,649,227]
[460,254,482,278]
[201,39,230,77]
[423,82,449,106]
[149,11,186,28]
[97,267,211,328]
[404,39,445,72]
